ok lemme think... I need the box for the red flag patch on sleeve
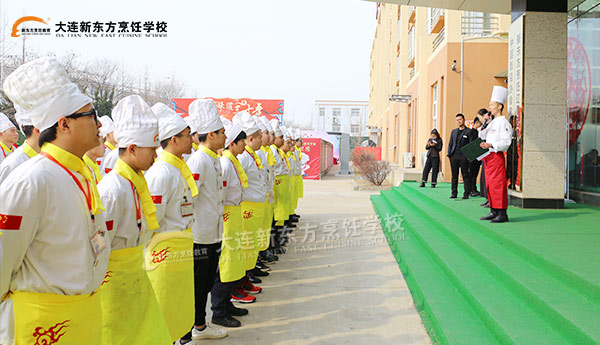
[0,214,22,230]
[223,181,227,187]
[192,174,200,181]
[106,220,114,231]
[151,195,163,204]
[105,168,112,174]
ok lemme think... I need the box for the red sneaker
[231,288,256,303]
[242,281,262,294]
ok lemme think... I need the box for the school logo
[223,211,230,222]
[101,270,113,286]
[151,247,170,264]
[33,320,70,345]
[243,210,253,219]
[11,16,50,37]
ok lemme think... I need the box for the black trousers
[480,164,487,199]
[449,154,471,196]
[190,242,221,327]
[469,160,481,193]
[421,156,440,184]
[211,273,242,319]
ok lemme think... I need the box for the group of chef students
[0,57,304,345]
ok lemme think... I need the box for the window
[332,124,341,132]
[462,11,495,36]
[432,83,438,130]
[319,107,325,117]
[351,108,360,118]
[351,124,360,135]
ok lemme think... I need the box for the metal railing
[432,26,446,52]
[431,8,443,27]
[407,27,415,65]
[409,68,415,80]
[462,14,499,37]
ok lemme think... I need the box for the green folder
[460,138,490,162]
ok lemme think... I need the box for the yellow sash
[261,146,276,166]
[101,245,172,345]
[0,141,13,156]
[159,150,199,197]
[198,144,218,159]
[287,151,296,161]
[241,200,267,270]
[192,142,199,151]
[296,146,303,160]
[11,290,102,345]
[273,146,291,169]
[245,145,263,169]
[42,143,105,214]
[21,141,38,158]
[223,149,249,188]
[144,229,194,342]
[83,154,102,183]
[114,159,159,230]
[104,141,116,151]
[220,205,246,282]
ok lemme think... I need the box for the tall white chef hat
[14,104,33,131]
[0,112,16,133]
[3,57,93,132]
[98,116,114,137]
[490,86,508,105]
[255,115,267,132]
[281,125,290,140]
[260,116,273,133]
[189,99,223,135]
[222,116,243,148]
[152,102,189,142]
[182,115,197,134]
[233,111,259,136]
[269,119,283,137]
[112,95,159,148]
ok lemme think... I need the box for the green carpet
[371,181,600,345]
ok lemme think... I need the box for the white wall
[313,101,370,137]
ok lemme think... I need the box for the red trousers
[483,152,508,210]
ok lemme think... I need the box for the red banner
[302,138,321,180]
[171,98,283,120]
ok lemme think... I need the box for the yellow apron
[241,200,267,270]
[10,290,101,345]
[297,174,304,198]
[260,195,274,251]
[220,205,246,283]
[273,174,291,226]
[292,175,303,209]
[144,229,194,342]
[101,245,171,345]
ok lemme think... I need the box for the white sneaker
[191,325,228,340]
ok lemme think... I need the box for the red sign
[567,37,591,145]
[172,98,283,121]
[302,138,321,180]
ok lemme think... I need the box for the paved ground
[206,170,432,345]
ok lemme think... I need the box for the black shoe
[263,250,279,262]
[293,213,301,219]
[471,191,480,197]
[256,262,271,271]
[227,304,249,316]
[419,182,425,188]
[480,200,489,207]
[252,267,269,277]
[491,210,509,223]
[274,247,286,255]
[449,195,457,199]
[462,195,469,200]
[431,184,436,188]
[290,215,300,222]
[248,274,262,284]
[480,209,498,221]
[212,316,241,328]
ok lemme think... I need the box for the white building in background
[313,100,369,137]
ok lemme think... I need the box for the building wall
[313,101,369,137]
[370,4,511,182]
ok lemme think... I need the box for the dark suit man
[447,113,476,199]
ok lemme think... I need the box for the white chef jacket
[0,155,111,344]
[220,155,244,206]
[270,145,289,176]
[145,159,194,233]
[186,146,224,244]
[0,146,33,185]
[293,149,301,176]
[257,149,274,202]
[238,150,266,203]
[98,171,153,251]
[0,145,12,166]
[101,148,119,177]
[485,116,513,153]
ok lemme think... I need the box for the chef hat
[269,119,283,137]
[0,113,15,132]
[152,102,189,142]
[189,99,223,135]
[14,104,33,131]
[260,116,273,133]
[290,128,299,140]
[182,115,197,134]
[233,111,259,136]
[112,95,159,148]
[222,116,243,148]
[3,57,92,132]
[255,116,267,132]
[281,125,290,140]
[490,86,508,105]
[98,116,114,137]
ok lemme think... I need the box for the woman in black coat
[420,129,443,188]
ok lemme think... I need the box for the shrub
[360,160,391,186]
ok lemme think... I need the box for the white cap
[233,111,259,136]
[14,105,33,131]
[222,117,242,148]
[260,116,273,133]
[281,125,290,140]
[255,116,267,132]
[291,128,300,140]
[112,95,159,148]
[490,86,508,105]
[0,113,15,133]
[182,115,197,134]
[152,102,189,142]
[98,116,114,137]
[3,57,92,132]
[269,119,283,137]
[189,99,223,135]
